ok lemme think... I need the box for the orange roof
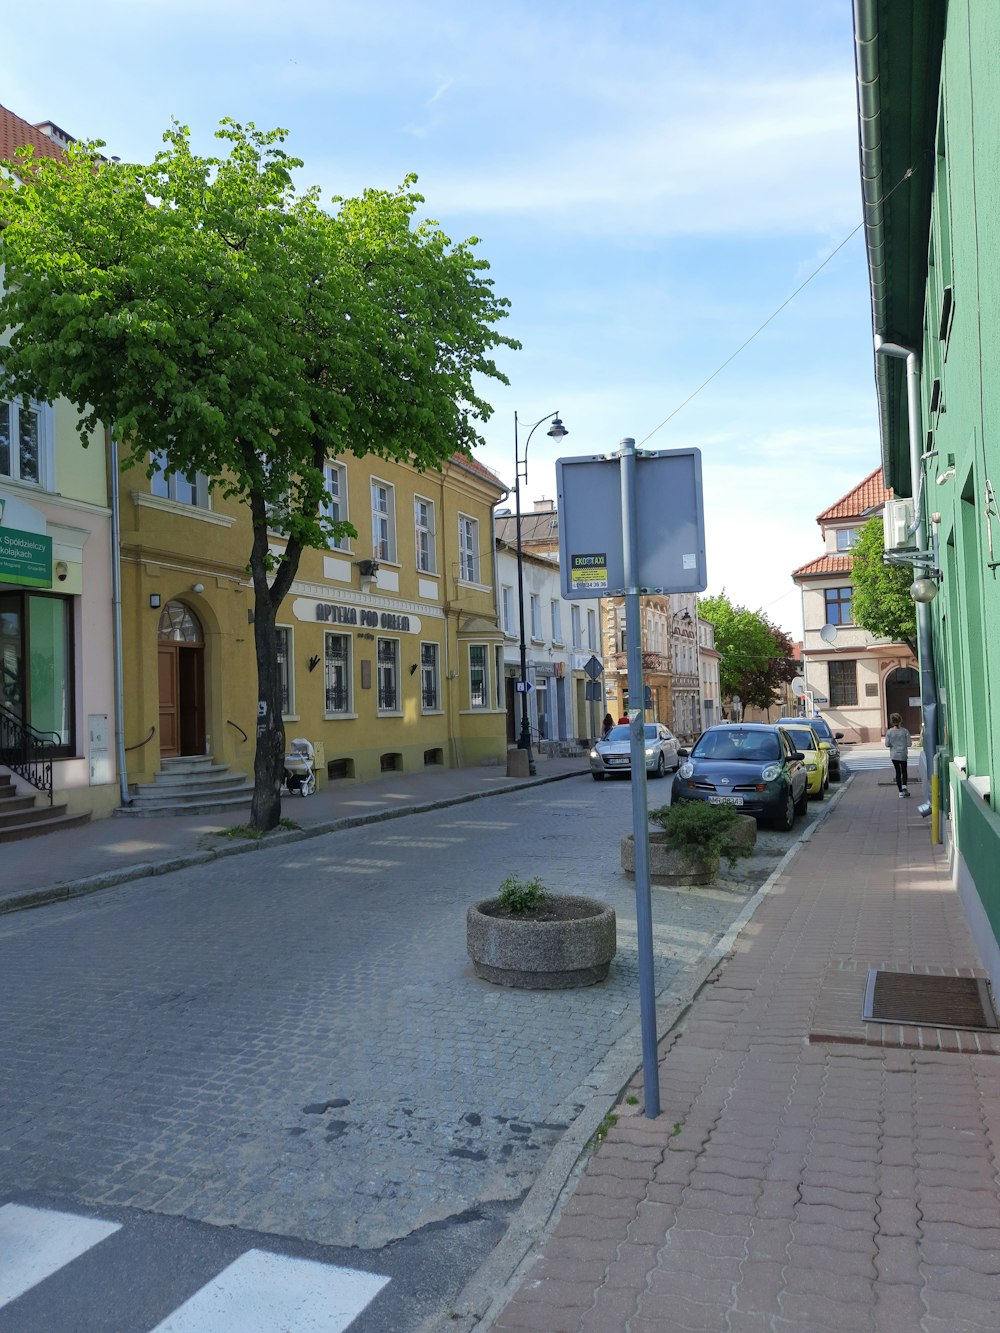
[816,467,891,524]
[0,104,67,165]
[450,451,505,491]
[792,553,853,580]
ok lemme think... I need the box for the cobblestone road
[0,777,793,1252]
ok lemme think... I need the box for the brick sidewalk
[488,769,1000,1332]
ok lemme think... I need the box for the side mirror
[792,751,805,761]
[835,732,844,740]
[677,748,689,759]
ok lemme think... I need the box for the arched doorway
[157,602,205,757]
[884,666,921,736]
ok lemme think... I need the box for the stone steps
[116,756,254,818]
[0,774,92,844]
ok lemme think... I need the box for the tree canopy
[0,119,517,827]
[850,516,917,650]
[699,591,798,713]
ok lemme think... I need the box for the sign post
[558,441,706,1120]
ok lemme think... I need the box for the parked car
[776,722,829,798]
[670,722,809,830]
[775,716,844,780]
[590,723,680,781]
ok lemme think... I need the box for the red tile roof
[816,467,891,524]
[0,104,66,165]
[450,451,505,491]
[792,553,853,579]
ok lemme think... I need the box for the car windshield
[809,719,833,739]
[692,729,780,762]
[605,726,631,742]
[784,728,817,750]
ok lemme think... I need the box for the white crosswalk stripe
[0,1203,121,1307]
[0,1203,389,1331]
[150,1248,389,1332]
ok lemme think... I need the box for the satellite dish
[791,677,806,698]
[819,623,838,644]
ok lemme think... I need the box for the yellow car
[777,723,830,799]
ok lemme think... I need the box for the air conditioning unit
[883,496,916,550]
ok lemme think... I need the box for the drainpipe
[874,339,938,837]
[108,425,131,806]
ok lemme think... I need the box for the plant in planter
[620,802,756,886]
[466,875,616,989]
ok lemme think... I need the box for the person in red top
[618,715,629,725]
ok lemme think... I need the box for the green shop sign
[0,526,53,588]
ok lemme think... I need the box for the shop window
[0,592,74,754]
[377,637,400,712]
[324,632,351,715]
[0,394,51,488]
[420,641,440,711]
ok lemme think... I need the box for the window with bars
[414,496,436,573]
[150,449,209,508]
[322,462,350,550]
[324,633,350,714]
[377,637,400,711]
[469,644,488,709]
[458,514,478,582]
[276,627,293,716]
[824,585,853,626]
[828,659,858,707]
[371,479,396,563]
[420,641,440,710]
[0,396,45,486]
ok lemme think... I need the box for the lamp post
[514,409,568,775]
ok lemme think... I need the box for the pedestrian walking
[885,712,912,797]
[600,713,615,739]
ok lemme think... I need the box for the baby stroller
[282,738,317,797]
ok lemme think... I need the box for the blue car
[671,723,809,830]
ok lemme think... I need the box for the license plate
[607,756,629,766]
[709,795,743,806]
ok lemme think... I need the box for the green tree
[850,516,917,651]
[699,592,798,714]
[1,121,516,829]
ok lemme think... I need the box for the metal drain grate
[863,969,1000,1032]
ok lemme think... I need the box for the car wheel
[654,753,666,779]
[794,784,808,816]
[592,772,605,782]
[774,790,795,831]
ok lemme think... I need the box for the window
[0,592,74,754]
[469,644,489,708]
[322,462,350,551]
[530,593,542,640]
[324,633,351,715]
[587,609,597,650]
[836,529,860,551]
[458,514,479,583]
[551,601,562,644]
[377,637,400,711]
[571,605,582,649]
[828,659,858,708]
[150,450,209,508]
[420,641,440,711]
[0,395,48,487]
[501,585,515,635]
[275,627,294,716]
[824,586,853,626]
[414,497,436,573]
[495,645,504,710]
[371,479,397,563]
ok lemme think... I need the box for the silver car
[590,723,680,781]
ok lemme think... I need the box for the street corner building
[853,2,1000,988]
[118,446,512,794]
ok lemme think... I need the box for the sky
[4,0,879,641]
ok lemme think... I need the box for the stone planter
[620,832,719,885]
[467,895,616,989]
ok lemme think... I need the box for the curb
[437,773,855,1332]
[0,768,588,917]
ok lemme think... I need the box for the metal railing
[0,702,58,804]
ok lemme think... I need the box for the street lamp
[514,409,568,775]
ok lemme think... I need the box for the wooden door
[158,645,180,757]
[178,646,205,756]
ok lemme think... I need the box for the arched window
[157,602,203,644]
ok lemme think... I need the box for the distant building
[792,469,917,742]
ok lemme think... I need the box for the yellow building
[118,447,509,790]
